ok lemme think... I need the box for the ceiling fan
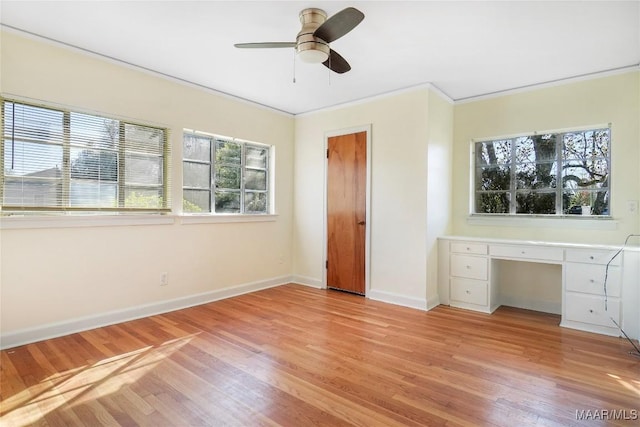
[234,7,365,74]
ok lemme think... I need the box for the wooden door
[326,131,367,295]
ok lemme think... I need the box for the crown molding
[1,25,295,117]
[454,65,640,105]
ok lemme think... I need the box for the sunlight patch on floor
[607,373,640,397]
[1,335,196,427]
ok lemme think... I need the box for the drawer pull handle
[521,251,526,254]
[465,290,471,294]
[589,256,594,260]
[589,279,595,283]
[466,247,471,251]
[589,309,594,313]
[466,265,471,269]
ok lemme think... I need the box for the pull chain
[292,49,296,83]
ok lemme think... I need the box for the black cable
[603,234,640,357]
[610,317,640,358]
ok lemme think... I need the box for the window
[1,99,170,213]
[183,132,271,214]
[473,127,610,216]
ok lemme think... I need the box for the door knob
[358,221,365,225]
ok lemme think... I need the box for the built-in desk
[438,236,639,339]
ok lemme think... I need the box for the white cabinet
[564,263,621,297]
[450,278,488,306]
[448,243,497,313]
[451,254,488,281]
[565,248,621,265]
[562,248,621,336]
[564,293,621,329]
[490,244,564,262]
[439,237,635,339]
[450,242,487,256]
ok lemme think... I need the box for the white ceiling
[1,1,639,115]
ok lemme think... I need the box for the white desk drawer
[451,254,488,280]
[451,278,488,306]
[490,244,563,262]
[565,293,620,327]
[565,248,620,266]
[451,242,488,255]
[565,263,621,297]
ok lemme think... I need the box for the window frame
[0,98,171,214]
[182,131,272,215]
[471,125,611,217]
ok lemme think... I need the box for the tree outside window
[1,100,169,213]
[183,133,271,214]
[474,128,610,216]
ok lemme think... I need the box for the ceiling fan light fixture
[295,8,330,64]
[298,48,329,63]
[234,7,364,74]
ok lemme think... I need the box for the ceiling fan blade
[323,49,351,74]
[314,7,364,43]
[234,42,296,49]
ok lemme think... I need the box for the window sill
[180,214,278,225]
[467,214,618,230]
[0,214,175,230]
[0,212,279,229]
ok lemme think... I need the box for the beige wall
[426,92,454,304]
[452,72,640,244]
[292,88,453,307]
[0,31,295,334]
[452,72,639,309]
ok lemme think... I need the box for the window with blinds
[1,99,170,213]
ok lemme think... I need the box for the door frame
[322,124,372,296]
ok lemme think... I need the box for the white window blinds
[1,99,170,213]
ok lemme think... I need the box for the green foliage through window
[183,132,270,214]
[1,99,170,213]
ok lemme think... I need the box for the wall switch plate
[160,272,169,286]
[628,200,639,215]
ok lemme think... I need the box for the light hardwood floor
[1,284,639,426]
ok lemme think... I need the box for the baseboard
[368,289,427,311]
[0,275,292,350]
[499,295,562,315]
[426,294,441,311]
[291,275,324,289]
[560,320,620,337]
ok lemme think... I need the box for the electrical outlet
[160,272,169,286]
[628,200,639,215]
